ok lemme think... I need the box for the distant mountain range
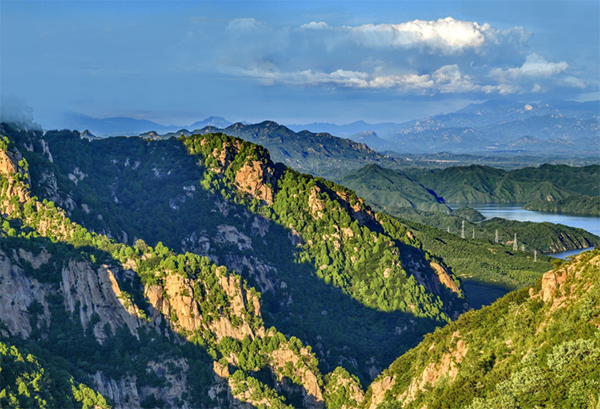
[290,100,599,155]
[61,99,599,155]
[60,111,232,136]
[287,120,402,138]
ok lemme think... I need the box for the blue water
[451,203,600,259]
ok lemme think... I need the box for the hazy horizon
[2,1,599,129]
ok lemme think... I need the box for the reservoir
[452,203,600,259]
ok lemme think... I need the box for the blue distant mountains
[60,100,599,155]
[290,100,599,154]
[60,112,232,136]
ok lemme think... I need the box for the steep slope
[378,216,554,309]
[3,123,467,384]
[1,124,377,408]
[336,164,598,307]
[338,165,449,213]
[363,248,600,409]
[197,121,403,177]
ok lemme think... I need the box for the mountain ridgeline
[0,122,598,409]
[0,122,471,408]
[156,121,405,178]
[341,163,600,218]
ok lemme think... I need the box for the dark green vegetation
[1,120,597,408]
[0,340,109,409]
[337,163,599,306]
[0,123,346,408]
[525,195,600,217]
[339,165,449,213]
[365,248,600,409]
[409,161,600,216]
[411,163,600,212]
[389,218,552,309]
[339,164,599,250]
[382,206,598,255]
[2,123,468,390]
[409,165,572,203]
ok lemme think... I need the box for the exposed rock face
[223,254,278,293]
[0,148,30,212]
[93,372,140,409]
[94,364,191,409]
[368,375,395,409]
[400,338,467,401]
[210,139,276,205]
[335,190,376,227]
[234,160,275,205]
[145,273,202,333]
[541,270,565,302]
[0,250,51,338]
[145,268,261,341]
[271,346,324,408]
[216,225,253,251]
[308,186,327,218]
[329,376,364,409]
[0,149,18,176]
[430,262,460,294]
[369,334,468,409]
[60,261,143,343]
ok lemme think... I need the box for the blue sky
[1,1,598,127]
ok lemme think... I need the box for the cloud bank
[171,15,591,98]
[300,17,531,56]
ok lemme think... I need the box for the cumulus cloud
[491,53,568,78]
[299,21,329,30]
[299,17,531,55]
[171,15,589,97]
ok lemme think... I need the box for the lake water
[451,203,600,259]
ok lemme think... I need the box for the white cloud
[562,76,586,89]
[171,16,589,97]
[299,21,329,30]
[299,17,530,55]
[491,53,568,78]
[0,95,40,128]
[222,63,520,95]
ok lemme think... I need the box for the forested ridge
[0,122,597,408]
[27,127,473,382]
[0,123,463,408]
